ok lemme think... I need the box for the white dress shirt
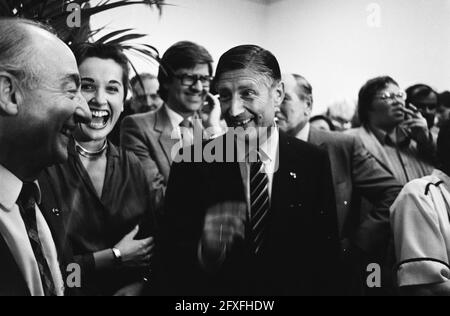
[165,104,195,147]
[238,127,280,216]
[296,122,311,142]
[0,164,64,296]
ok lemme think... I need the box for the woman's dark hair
[437,120,450,174]
[72,43,130,100]
[406,84,437,104]
[439,91,450,109]
[157,41,213,102]
[309,115,335,131]
[213,45,281,91]
[357,76,398,126]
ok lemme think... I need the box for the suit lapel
[357,127,396,175]
[308,128,326,147]
[271,132,301,213]
[155,106,179,166]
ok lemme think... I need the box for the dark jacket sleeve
[159,156,207,295]
[120,115,163,186]
[351,136,402,256]
[313,148,341,295]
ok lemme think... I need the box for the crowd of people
[1,18,450,296]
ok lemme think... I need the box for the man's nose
[74,93,92,124]
[190,79,204,92]
[228,97,245,117]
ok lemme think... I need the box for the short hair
[309,115,335,131]
[291,73,313,105]
[158,41,213,102]
[0,18,56,90]
[357,76,399,126]
[72,43,130,100]
[439,91,450,109]
[437,120,450,173]
[406,84,438,106]
[214,45,281,89]
[130,73,157,94]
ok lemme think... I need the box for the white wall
[91,0,450,114]
[265,0,450,113]
[91,0,267,74]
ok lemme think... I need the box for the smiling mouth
[229,117,255,128]
[88,109,110,130]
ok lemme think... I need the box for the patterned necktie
[179,118,194,147]
[249,159,271,255]
[17,183,56,296]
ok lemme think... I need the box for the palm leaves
[0,0,165,79]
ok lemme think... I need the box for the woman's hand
[114,225,155,268]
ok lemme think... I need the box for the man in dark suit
[161,45,340,296]
[121,41,224,185]
[277,73,403,294]
[0,18,91,296]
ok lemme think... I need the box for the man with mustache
[277,73,402,295]
[0,18,91,296]
[121,41,223,186]
[161,45,340,295]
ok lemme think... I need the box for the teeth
[236,118,252,126]
[91,110,109,118]
[89,122,107,129]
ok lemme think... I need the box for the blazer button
[344,201,349,206]
[52,208,61,216]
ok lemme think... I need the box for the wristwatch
[112,248,122,265]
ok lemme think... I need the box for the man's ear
[0,72,19,116]
[273,81,285,107]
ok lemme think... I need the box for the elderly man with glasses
[346,76,436,295]
[348,76,435,187]
[121,41,223,186]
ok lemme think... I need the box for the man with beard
[161,45,340,296]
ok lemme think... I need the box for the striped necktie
[249,159,271,255]
[17,183,57,296]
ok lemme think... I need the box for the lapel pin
[52,208,61,216]
[290,172,297,179]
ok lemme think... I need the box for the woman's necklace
[75,140,108,159]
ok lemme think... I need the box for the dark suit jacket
[0,178,76,296]
[309,128,402,256]
[161,131,340,296]
[120,105,177,184]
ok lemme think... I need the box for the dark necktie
[17,183,56,296]
[249,159,271,254]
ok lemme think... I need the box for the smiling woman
[38,43,160,296]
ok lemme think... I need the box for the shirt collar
[296,122,310,142]
[165,104,188,129]
[0,164,41,209]
[257,126,279,166]
[370,125,410,147]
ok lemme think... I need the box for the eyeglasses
[375,91,406,101]
[174,74,214,87]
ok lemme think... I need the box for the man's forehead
[217,69,270,88]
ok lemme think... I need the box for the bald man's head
[0,18,57,90]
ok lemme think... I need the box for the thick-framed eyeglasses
[375,91,407,101]
[174,74,214,87]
